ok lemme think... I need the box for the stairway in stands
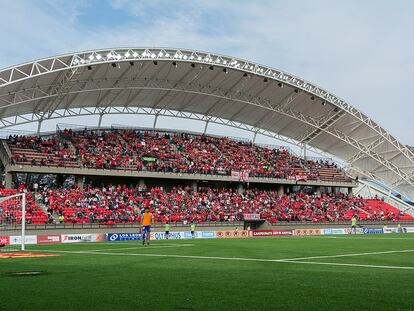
[37,201,57,223]
[58,134,81,166]
[344,207,371,221]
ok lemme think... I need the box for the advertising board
[215,230,249,238]
[150,231,217,240]
[38,235,61,244]
[294,229,322,236]
[61,234,103,243]
[9,235,38,245]
[243,213,261,220]
[201,231,215,239]
[323,228,347,235]
[251,230,293,237]
[0,236,10,245]
[150,231,185,240]
[107,233,142,241]
[363,228,384,234]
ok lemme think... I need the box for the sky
[1,0,413,149]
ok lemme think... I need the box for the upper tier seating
[6,129,352,183]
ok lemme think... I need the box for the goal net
[0,192,26,252]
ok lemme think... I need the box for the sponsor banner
[183,231,204,239]
[107,233,142,241]
[201,231,215,239]
[231,170,249,181]
[61,234,103,243]
[252,230,293,237]
[363,228,384,234]
[38,235,61,244]
[10,235,37,245]
[150,231,216,240]
[295,174,308,182]
[243,213,261,221]
[403,227,414,233]
[343,228,364,234]
[215,230,249,238]
[294,229,322,236]
[231,171,240,181]
[150,231,185,240]
[382,226,395,234]
[323,228,347,235]
[0,236,10,245]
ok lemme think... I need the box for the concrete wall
[6,164,356,188]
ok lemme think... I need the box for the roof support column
[153,114,159,130]
[36,119,43,136]
[98,113,103,128]
[303,143,307,161]
[203,120,209,135]
[253,131,258,143]
[4,170,13,188]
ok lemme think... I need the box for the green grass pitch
[1,234,414,311]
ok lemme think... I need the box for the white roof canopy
[0,47,413,196]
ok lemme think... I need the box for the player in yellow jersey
[141,207,153,246]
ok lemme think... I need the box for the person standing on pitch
[190,221,196,239]
[351,216,357,234]
[141,207,153,246]
[165,221,171,239]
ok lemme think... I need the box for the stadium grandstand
[2,45,414,311]
[0,47,414,230]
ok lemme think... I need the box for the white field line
[96,243,192,246]
[278,260,414,270]
[86,244,195,252]
[278,249,414,261]
[30,249,414,271]
[310,236,414,240]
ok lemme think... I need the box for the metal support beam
[203,120,209,134]
[1,47,413,171]
[98,113,103,128]
[1,70,414,192]
[36,119,43,135]
[153,114,159,130]
[303,143,307,160]
[1,78,414,187]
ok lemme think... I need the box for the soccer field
[1,235,414,311]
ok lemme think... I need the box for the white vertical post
[37,120,43,135]
[21,192,26,251]
[303,143,307,161]
[98,113,103,128]
[203,121,209,134]
[153,114,159,130]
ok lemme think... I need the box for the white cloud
[1,0,414,145]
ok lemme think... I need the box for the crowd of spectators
[35,184,412,225]
[0,188,48,225]
[7,129,350,182]
[1,181,411,225]
[9,135,76,166]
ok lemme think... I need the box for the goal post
[0,191,26,252]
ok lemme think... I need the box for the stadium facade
[0,47,413,200]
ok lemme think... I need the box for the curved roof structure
[0,47,413,196]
